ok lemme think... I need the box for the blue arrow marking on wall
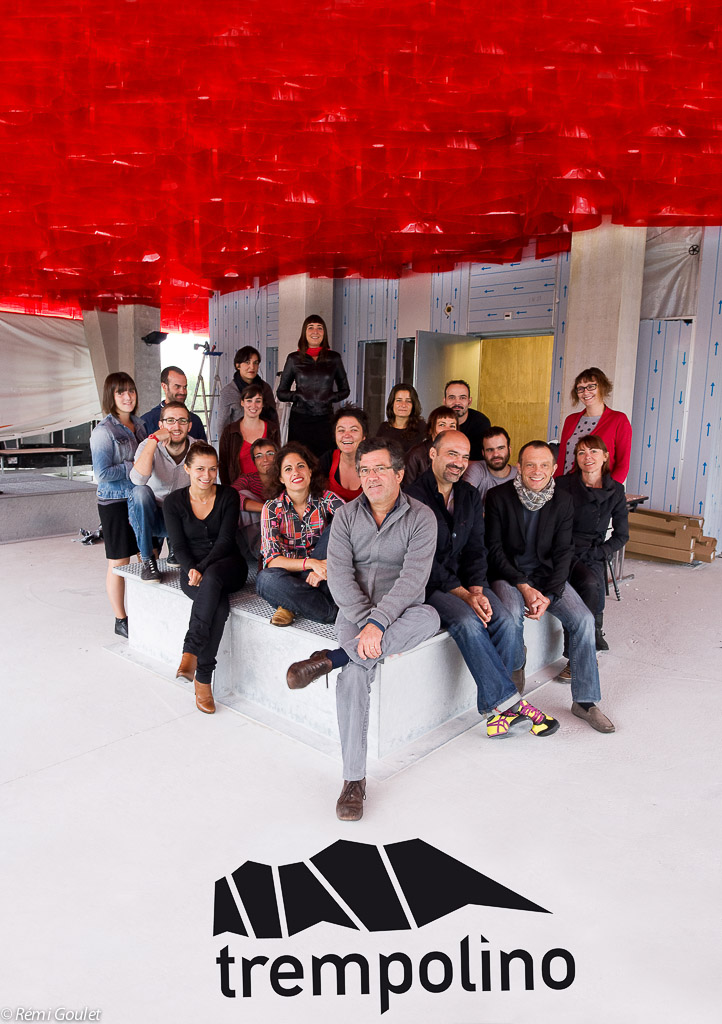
[563,285,567,297]
[682,352,687,365]
[513,285,523,290]
[699,501,704,514]
[454,287,458,299]
[712,382,716,396]
[651,398,655,410]
[675,429,680,442]
[511,262,521,266]
[716,342,719,355]
[554,425,558,437]
[718,300,722,314]
[707,422,711,436]
[557,391,560,403]
[679,391,684,404]
[370,294,374,304]
[657,322,662,334]
[436,297,439,307]
[516,310,527,315]
[487,312,498,317]
[559,355,563,368]
[654,360,658,373]
[644,472,648,485]
[561,320,565,334]
[481,265,492,270]
[669,504,673,512]
[703,462,707,475]
[647,435,652,448]
[541,258,552,262]
[484,288,494,293]
[672,467,676,480]
[544,282,554,288]
[453,320,456,331]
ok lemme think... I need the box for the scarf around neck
[514,474,555,511]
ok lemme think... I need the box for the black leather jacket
[277,350,350,416]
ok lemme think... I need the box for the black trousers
[288,411,334,457]
[569,558,606,616]
[180,557,248,684]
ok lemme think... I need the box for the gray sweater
[327,492,437,631]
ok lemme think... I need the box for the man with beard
[408,430,558,739]
[485,440,615,733]
[140,365,207,441]
[464,426,518,503]
[129,401,196,581]
[443,380,491,460]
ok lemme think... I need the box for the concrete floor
[1,534,720,1023]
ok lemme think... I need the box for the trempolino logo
[213,838,575,1015]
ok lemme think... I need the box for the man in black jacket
[485,440,615,733]
[408,430,559,739]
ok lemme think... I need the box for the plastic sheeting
[2,2,722,330]
[640,227,702,320]
[0,313,99,440]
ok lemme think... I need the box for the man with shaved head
[407,430,559,739]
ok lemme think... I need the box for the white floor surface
[1,535,720,1023]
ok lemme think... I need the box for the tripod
[190,342,223,442]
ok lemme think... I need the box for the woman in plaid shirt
[256,442,345,626]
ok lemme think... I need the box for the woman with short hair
[256,442,344,626]
[90,372,147,637]
[163,441,248,714]
[555,367,632,483]
[318,405,369,501]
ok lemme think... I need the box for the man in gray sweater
[286,438,440,821]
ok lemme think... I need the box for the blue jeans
[127,484,167,560]
[256,528,336,623]
[428,589,517,714]
[491,579,601,704]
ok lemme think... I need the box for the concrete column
[561,221,647,422]
[277,274,334,363]
[118,305,162,416]
[83,310,118,406]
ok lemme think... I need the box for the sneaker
[514,698,560,737]
[487,710,523,738]
[165,548,180,569]
[140,557,161,583]
[558,660,572,680]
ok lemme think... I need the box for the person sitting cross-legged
[485,440,615,733]
[407,430,559,739]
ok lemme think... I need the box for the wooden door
[478,335,554,460]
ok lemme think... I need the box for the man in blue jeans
[128,401,197,581]
[407,430,559,740]
[485,440,615,734]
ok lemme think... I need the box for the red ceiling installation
[1,0,722,331]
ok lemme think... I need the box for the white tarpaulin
[640,226,702,320]
[0,312,100,440]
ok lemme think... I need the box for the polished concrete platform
[1,535,720,1023]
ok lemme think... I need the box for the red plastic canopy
[1,0,721,331]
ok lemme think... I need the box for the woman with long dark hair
[276,314,350,456]
[163,442,248,714]
[318,405,369,501]
[255,442,344,626]
[218,383,281,487]
[555,367,632,483]
[376,383,427,454]
[89,371,147,637]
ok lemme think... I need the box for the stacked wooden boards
[627,509,717,564]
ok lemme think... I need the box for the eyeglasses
[576,383,598,394]
[254,451,276,460]
[358,465,395,477]
[160,417,190,425]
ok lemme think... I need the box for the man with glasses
[285,438,440,821]
[129,401,197,581]
[141,365,208,442]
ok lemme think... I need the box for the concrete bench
[115,563,563,771]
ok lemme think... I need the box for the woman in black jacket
[163,441,248,713]
[556,433,629,664]
[277,314,350,456]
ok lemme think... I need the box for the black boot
[595,613,609,652]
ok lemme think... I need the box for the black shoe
[165,548,180,569]
[594,613,609,652]
[114,617,129,638]
[140,556,161,583]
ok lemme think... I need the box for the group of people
[90,313,632,821]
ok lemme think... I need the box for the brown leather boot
[286,650,332,689]
[336,778,366,821]
[176,652,197,682]
[194,678,215,714]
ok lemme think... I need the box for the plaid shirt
[260,489,345,567]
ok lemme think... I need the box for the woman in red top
[219,384,281,487]
[318,405,369,501]
[555,367,632,484]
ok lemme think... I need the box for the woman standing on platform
[90,372,147,638]
[256,442,344,627]
[163,442,248,714]
[376,383,427,455]
[277,315,350,456]
[555,367,632,483]
[218,384,281,488]
[318,405,368,501]
[555,434,629,671]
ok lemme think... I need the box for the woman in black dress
[276,314,350,456]
[163,441,248,713]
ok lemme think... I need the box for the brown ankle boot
[176,652,197,682]
[194,678,215,714]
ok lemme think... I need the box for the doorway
[477,335,554,458]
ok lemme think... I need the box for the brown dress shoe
[176,652,197,683]
[336,778,366,821]
[271,606,295,626]
[194,679,216,714]
[571,702,615,733]
[287,650,332,689]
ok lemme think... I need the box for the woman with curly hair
[255,442,345,626]
[376,383,427,454]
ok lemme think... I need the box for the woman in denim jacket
[90,372,147,637]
